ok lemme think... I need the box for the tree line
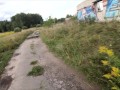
[0,13,43,32]
[0,13,75,33]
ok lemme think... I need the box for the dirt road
[0,32,100,90]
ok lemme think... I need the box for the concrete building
[77,0,120,21]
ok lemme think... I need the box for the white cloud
[0,0,84,21]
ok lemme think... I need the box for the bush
[22,26,28,29]
[14,27,21,32]
[36,24,41,27]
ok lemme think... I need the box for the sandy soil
[0,32,101,90]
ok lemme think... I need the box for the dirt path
[0,32,101,90]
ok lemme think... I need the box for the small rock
[67,84,70,86]
[54,79,57,82]
[59,81,63,84]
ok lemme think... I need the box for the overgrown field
[39,20,120,90]
[0,30,33,75]
[0,31,14,38]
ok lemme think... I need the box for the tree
[0,21,13,32]
[11,13,43,28]
[66,14,72,18]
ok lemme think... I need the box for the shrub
[14,27,21,32]
[36,24,41,27]
[22,26,28,29]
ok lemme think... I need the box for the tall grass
[0,31,14,38]
[0,30,33,75]
[39,20,120,89]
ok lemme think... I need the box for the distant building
[77,0,120,21]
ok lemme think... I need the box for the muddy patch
[0,76,12,90]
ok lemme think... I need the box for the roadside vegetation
[28,65,44,76]
[39,20,120,89]
[0,30,33,75]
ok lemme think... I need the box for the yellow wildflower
[101,60,109,65]
[103,73,112,79]
[106,49,114,57]
[99,46,108,53]
[111,86,118,90]
[112,67,119,73]
[111,67,120,77]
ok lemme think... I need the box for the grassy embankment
[0,30,33,75]
[39,20,120,90]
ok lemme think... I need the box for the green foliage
[0,50,14,75]
[0,21,13,33]
[96,46,120,89]
[40,20,120,89]
[43,16,55,27]
[0,13,43,33]
[22,26,28,29]
[28,66,44,76]
[66,14,72,18]
[43,16,65,27]
[11,13,43,28]
[57,18,65,23]
[14,27,22,32]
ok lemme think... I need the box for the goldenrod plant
[99,46,120,90]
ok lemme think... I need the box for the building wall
[95,0,107,21]
[77,0,120,21]
[77,0,107,21]
[77,0,95,11]
[105,0,120,20]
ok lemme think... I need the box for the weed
[28,66,44,76]
[30,60,38,65]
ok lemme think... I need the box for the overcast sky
[0,0,84,21]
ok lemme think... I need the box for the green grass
[39,20,120,89]
[30,60,38,65]
[0,30,33,75]
[28,66,44,76]
[0,50,14,75]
